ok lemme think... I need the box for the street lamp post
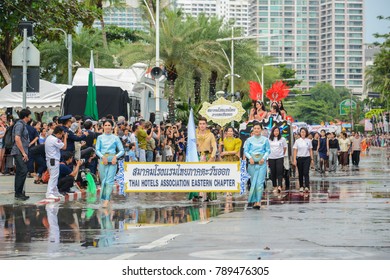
[260,61,295,102]
[216,30,275,103]
[49,28,72,85]
[155,0,160,124]
[143,0,160,123]
[350,90,354,130]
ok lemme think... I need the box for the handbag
[41,170,50,183]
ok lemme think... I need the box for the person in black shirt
[59,115,88,155]
[26,120,39,177]
[82,121,96,148]
[81,120,99,174]
[311,132,320,172]
[58,151,83,194]
[29,144,47,184]
[11,109,31,200]
[328,132,340,172]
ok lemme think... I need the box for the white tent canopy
[0,79,69,109]
[72,68,138,94]
[72,66,165,95]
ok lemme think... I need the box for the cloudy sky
[364,0,390,43]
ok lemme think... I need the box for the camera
[80,171,87,184]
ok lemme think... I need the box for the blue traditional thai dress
[96,133,124,202]
[318,137,328,160]
[244,135,271,203]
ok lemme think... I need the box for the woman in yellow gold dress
[188,117,217,202]
[219,127,242,196]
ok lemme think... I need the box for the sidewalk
[0,175,118,205]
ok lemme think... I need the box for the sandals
[34,179,43,184]
[253,204,261,210]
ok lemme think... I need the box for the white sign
[206,105,239,119]
[12,41,40,66]
[124,162,241,192]
[199,97,245,126]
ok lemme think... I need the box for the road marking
[110,253,138,260]
[138,234,180,250]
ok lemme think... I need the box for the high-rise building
[93,0,149,32]
[250,0,364,94]
[175,0,250,35]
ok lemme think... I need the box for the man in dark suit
[59,115,88,155]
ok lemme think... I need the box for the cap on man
[59,115,72,124]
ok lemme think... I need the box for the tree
[289,98,331,124]
[105,25,144,44]
[117,10,225,122]
[278,64,302,88]
[138,0,171,27]
[0,0,95,86]
[287,83,351,124]
[175,101,203,124]
[185,14,227,104]
[83,0,127,49]
[39,29,115,84]
[365,16,390,102]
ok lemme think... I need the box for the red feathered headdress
[248,81,263,101]
[266,80,289,102]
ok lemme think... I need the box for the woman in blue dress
[317,129,328,174]
[244,123,271,209]
[96,120,124,208]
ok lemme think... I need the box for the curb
[35,184,121,205]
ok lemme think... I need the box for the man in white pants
[45,126,68,199]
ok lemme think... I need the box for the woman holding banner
[219,127,242,196]
[96,120,124,208]
[188,117,217,202]
[219,127,242,162]
[244,123,271,209]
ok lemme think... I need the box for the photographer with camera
[44,126,68,199]
[58,151,83,194]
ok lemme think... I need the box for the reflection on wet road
[0,148,389,260]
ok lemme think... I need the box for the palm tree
[138,0,171,27]
[183,15,228,104]
[175,101,204,124]
[117,9,224,122]
[365,50,390,100]
[40,29,114,83]
[83,0,127,49]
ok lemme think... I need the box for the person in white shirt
[350,132,362,166]
[45,126,68,199]
[268,126,287,193]
[292,127,313,192]
[338,132,351,171]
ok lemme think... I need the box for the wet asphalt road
[0,147,389,260]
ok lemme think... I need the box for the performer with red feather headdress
[266,81,290,121]
[247,81,267,121]
[266,80,290,103]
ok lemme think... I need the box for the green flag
[84,50,99,120]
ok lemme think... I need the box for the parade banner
[124,162,241,192]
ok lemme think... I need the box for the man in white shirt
[45,126,68,199]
